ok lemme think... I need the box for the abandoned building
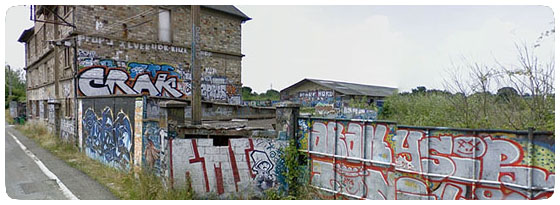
[18,5,261,138]
[15,6,554,200]
[280,78,397,118]
[16,5,283,197]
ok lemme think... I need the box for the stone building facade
[19,5,250,141]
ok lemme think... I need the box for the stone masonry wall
[73,5,244,104]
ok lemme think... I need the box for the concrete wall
[296,118,555,200]
[185,102,275,121]
[145,97,275,121]
[169,138,286,197]
[76,95,275,174]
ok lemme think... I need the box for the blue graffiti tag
[128,62,181,79]
[83,107,132,170]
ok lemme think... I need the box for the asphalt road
[4,125,117,200]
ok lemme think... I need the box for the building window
[42,26,47,50]
[158,8,171,42]
[33,36,37,56]
[65,98,73,117]
[64,47,71,67]
[63,6,70,16]
[35,101,39,117]
[26,43,30,61]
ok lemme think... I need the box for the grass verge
[14,120,319,200]
[5,109,15,124]
[15,120,195,200]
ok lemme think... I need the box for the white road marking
[7,131,79,200]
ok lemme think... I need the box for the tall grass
[379,92,554,132]
[5,109,15,124]
[15,120,195,200]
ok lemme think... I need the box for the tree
[494,44,555,131]
[241,86,280,101]
[242,86,252,95]
[497,87,518,103]
[441,41,554,131]
[411,86,427,94]
[5,65,26,107]
[241,86,253,99]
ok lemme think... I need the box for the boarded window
[158,8,171,42]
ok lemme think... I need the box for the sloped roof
[282,78,398,97]
[18,27,34,43]
[203,5,251,21]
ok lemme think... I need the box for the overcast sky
[238,5,554,93]
[4,5,554,93]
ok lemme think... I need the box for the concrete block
[196,139,213,147]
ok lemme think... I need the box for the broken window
[184,134,244,147]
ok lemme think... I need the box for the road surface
[5,125,117,200]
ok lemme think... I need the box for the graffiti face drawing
[250,150,275,190]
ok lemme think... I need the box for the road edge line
[7,131,79,200]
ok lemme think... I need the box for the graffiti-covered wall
[60,118,76,142]
[80,97,137,170]
[170,138,286,197]
[297,118,555,200]
[76,47,241,104]
[142,121,167,176]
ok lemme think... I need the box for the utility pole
[7,65,13,97]
[191,5,202,125]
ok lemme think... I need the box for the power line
[46,6,183,43]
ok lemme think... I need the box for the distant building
[280,78,397,118]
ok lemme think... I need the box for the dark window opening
[184,134,245,147]
[213,137,229,146]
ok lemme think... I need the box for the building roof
[203,5,251,22]
[18,6,250,44]
[281,78,398,97]
[17,27,34,43]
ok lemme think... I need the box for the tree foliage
[5,65,26,107]
[241,86,280,101]
[380,43,554,132]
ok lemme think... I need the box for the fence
[296,117,555,200]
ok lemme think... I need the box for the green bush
[379,91,554,132]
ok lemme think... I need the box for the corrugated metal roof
[202,5,251,21]
[282,78,398,97]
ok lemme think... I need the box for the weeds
[261,139,317,200]
[15,120,195,200]
[15,120,317,200]
[5,109,15,124]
